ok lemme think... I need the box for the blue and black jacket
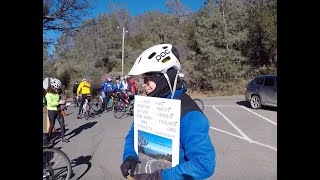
[103,81,115,93]
[122,88,216,180]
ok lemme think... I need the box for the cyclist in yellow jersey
[76,79,91,118]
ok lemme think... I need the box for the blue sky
[138,130,172,155]
[92,0,204,17]
[45,0,204,54]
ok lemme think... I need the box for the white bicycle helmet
[82,79,86,82]
[51,78,61,90]
[128,44,181,98]
[128,44,181,76]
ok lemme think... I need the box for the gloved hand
[120,156,139,178]
[134,169,162,180]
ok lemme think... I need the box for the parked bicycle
[91,92,119,112]
[43,147,72,180]
[179,73,205,111]
[113,98,134,119]
[78,95,92,120]
[90,93,104,112]
[193,98,204,111]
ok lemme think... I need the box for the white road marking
[149,159,156,173]
[212,106,252,142]
[205,105,239,107]
[145,159,156,173]
[250,139,277,151]
[210,127,247,140]
[210,106,277,151]
[240,106,277,126]
[145,160,151,173]
[210,126,277,151]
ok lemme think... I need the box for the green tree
[242,0,277,74]
[187,0,249,91]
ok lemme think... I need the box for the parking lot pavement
[202,97,276,180]
[43,96,277,180]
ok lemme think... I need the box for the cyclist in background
[122,76,129,91]
[115,76,123,92]
[76,79,91,119]
[45,78,69,146]
[72,80,79,96]
[100,77,108,111]
[127,76,138,105]
[116,76,126,101]
[128,76,138,95]
[72,80,80,106]
[102,77,115,111]
[116,76,129,105]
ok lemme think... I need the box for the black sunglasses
[142,73,162,84]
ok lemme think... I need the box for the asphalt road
[43,95,277,180]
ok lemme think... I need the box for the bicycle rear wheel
[113,101,126,119]
[90,97,103,112]
[43,148,72,180]
[82,102,91,120]
[193,98,204,111]
[84,111,90,120]
[73,97,79,107]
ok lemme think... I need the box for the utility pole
[118,26,128,76]
[221,0,229,51]
[122,27,125,76]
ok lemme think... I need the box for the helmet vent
[138,57,142,64]
[162,46,168,49]
[162,56,171,63]
[148,52,156,59]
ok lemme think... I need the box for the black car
[245,74,277,109]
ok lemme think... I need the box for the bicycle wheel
[90,96,103,112]
[73,96,80,107]
[84,111,88,120]
[82,102,90,120]
[193,98,204,111]
[77,100,80,107]
[43,148,72,180]
[113,101,126,119]
[73,97,77,107]
[122,105,134,118]
[85,107,91,120]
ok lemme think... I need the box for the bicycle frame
[99,95,103,103]
[81,96,92,120]
[83,99,89,112]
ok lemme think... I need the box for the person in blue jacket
[100,77,108,111]
[120,44,216,180]
[102,76,115,111]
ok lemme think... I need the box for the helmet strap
[163,70,179,99]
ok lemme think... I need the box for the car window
[254,77,263,85]
[264,77,275,86]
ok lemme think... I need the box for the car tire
[250,95,261,109]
